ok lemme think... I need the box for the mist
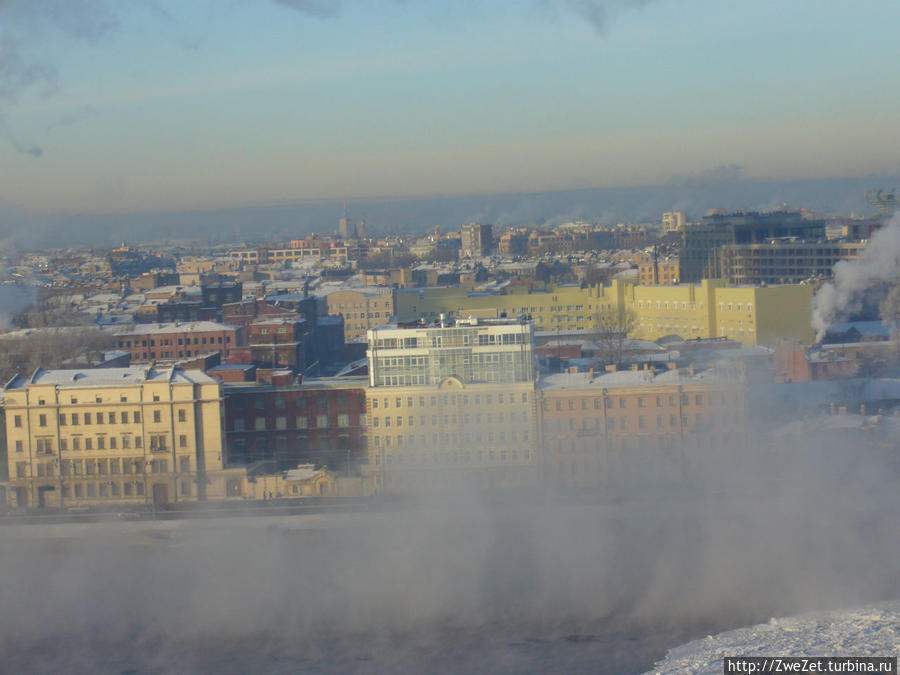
[811,211,900,339]
[2,408,898,674]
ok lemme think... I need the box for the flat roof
[538,367,743,392]
[112,321,236,335]
[5,366,219,390]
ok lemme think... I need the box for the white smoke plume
[811,211,900,340]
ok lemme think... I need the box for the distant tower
[339,200,349,239]
[358,217,366,240]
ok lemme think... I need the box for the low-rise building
[112,321,241,362]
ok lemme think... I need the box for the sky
[2,0,900,217]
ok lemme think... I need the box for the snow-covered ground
[646,602,900,674]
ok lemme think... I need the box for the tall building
[325,288,395,342]
[365,318,538,493]
[461,222,494,257]
[680,210,827,282]
[662,211,686,233]
[1,366,236,509]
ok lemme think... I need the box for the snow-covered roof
[5,366,218,390]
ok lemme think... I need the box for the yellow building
[1,366,238,509]
[396,279,816,346]
[630,281,816,345]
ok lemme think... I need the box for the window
[134,411,140,423]
[179,435,187,448]
[85,438,93,450]
[296,416,308,429]
[71,413,79,425]
[97,436,105,449]
[59,414,66,426]
[153,410,161,423]
[122,435,130,449]
[110,436,117,449]
[14,415,21,428]
[109,412,116,424]
[254,417,266,431]
[83,413,91,425]
[233,419,245,431]
[180,457,191,473]
[121,411,128,424]
[317,414,328,428]
[96,412,104,425]
[15,440,23,453]
[39,414,47,427]
[178,409,186,422]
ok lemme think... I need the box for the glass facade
[368,321,534,387]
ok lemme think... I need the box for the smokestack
[588,368,594,382]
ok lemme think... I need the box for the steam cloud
[811,211,900,340]
[1,421,898,673]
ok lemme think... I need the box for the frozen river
[2,487,899,674]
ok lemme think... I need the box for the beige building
[365,318,539,493]
[326,288,395,342]
[1,366,239,509]
[538,365,747,488]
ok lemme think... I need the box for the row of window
[231,392,361,410]
[371,392,530,409]
[231,414,361,432]
[545,392,738,411]
[16,456,191,478]
[17,408,190,428]
[372,429,530,449]
[14,432,190,453]
[61,479,189,499]
[375,447,532,465]
[118,335,231,348]
[371,410,529,428]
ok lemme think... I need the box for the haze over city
[2,0,900,221]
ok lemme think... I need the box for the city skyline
[2,0,900,217]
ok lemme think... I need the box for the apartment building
[538,365,747,488]
[222,377,367,474]
[2,366,235,509]
[365,318,538,493]
[325,288,395,342]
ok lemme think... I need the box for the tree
[595,306,636,365]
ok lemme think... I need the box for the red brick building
[112,321,241,362]
[223,378,367,472]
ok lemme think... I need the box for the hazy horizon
[2,0,900,220]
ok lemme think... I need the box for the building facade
[112,321,241,362]
[2,366,232,509]
[537,365,747,488]
[325,288,395,342]
[396,279,816,347]
[365,318,538,493]
[223,378,367,472]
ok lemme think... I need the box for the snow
[646,602,900,674]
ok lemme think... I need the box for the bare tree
[0,328,116,383]
[595,306,636,365]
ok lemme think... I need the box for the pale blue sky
[2,0,899,214]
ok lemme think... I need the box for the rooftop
[538,366,743,391]
[112,321,236,335]
[5,366,219,390]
